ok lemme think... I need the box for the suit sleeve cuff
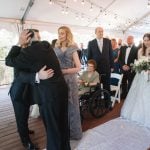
[35,73,40,83]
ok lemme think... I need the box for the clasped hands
[80,80,89,87]
[122,65,130,71]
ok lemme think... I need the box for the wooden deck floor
[0,85,123,150]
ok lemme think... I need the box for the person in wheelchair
[78,59,100,95]
[78,60,110,119]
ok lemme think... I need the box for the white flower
[134,57,149,66]
[134,59,139,66]
[132,56,150,73]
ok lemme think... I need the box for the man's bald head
[95,27,104,39]
[127,35,134,46]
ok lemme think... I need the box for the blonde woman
[54,26,82,140]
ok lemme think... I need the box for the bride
[121,33,150,128]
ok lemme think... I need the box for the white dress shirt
[35,72,40,83]
[125,46,132,64]
[97,38,103,52]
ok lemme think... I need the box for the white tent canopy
[0,0,150,40]
[0,0,150,85]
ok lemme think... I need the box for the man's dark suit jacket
[8,46,39,105]
[5,41,70,150]
[5,41,64,104]
[6,41,62,79]
[119,45,138,72]
[10,68,36,104]
[88,38,113,74]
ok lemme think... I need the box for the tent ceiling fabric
[0,0,150,35]
[0,0,29,19]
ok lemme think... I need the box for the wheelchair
[79,83,111,120]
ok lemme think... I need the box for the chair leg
[111,97,115,107]
[118,90,121,103]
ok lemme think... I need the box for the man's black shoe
[23,142,38,150]
[28,129,35,134]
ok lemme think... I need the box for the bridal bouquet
[131,56,150,73]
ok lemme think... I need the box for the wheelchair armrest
[89,83,100,93]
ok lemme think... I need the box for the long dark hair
[142,33,150,56]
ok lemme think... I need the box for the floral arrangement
[131,56,150,73]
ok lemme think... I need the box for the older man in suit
[88,26,114,109]
[119,35,138,99]
[7,29,54,150]
[5,30,71,150]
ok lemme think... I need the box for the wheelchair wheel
[89,89,110,118]
[79,92,91,121]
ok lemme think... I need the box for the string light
[51,0,139,31]
[61,7,65,14]
[49,0,53,5]
[81,0,85,5]
[90,3,93,11]
[65,7,69,14]
[147,0,150,8]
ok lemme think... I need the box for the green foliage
[0,65,5,82]
[0,46,7,59]
[131,59,150,73]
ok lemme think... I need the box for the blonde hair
[56,26,75,48]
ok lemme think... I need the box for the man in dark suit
[7,29,54,150]
[88,26,114,109]
[119,35,138,99]
[5,29,71,150]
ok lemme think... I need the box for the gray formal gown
[54,46,82,140]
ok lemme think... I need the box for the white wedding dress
[121,49,150,128]
[121,71,150,128]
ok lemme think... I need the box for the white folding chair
[110,73,123,107]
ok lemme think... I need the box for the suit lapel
[102,38,105,53]
[121,46,127,64]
